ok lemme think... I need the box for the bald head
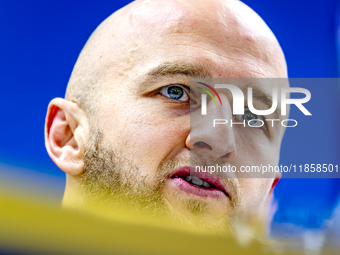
[65,0,287,117]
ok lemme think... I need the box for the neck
[62,175,85,210]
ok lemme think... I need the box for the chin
[162,194,234,232]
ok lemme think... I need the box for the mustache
[157,155,236,179]
[157,156,241,207]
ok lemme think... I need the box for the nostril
[222,152,230,157]
[194,141,212,150]
[221,151,236,162]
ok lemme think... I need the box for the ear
[45,98,89,175]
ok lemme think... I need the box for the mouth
[169,167,229,199]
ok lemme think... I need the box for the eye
[159,85,189,101]
[235,109,264,127]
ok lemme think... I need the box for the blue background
[0,0,339,234]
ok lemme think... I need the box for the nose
[186,94,236,163]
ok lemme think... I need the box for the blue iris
[167,86,184,100]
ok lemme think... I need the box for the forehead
[114,0,285,78]
[91,0,287,96]
[129,0,272,44]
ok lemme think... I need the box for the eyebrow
[145,62,212,80]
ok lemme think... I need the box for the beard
[79,129,242,233]
[79,130,167,214]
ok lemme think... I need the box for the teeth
[191,176,203,186]
[182,175,212,189]
[202,181,211,188]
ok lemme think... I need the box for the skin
[45,0,288,234]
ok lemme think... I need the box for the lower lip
[170,177,227,199]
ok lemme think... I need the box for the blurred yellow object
[0,187,289,255]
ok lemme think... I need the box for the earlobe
[45,98,88,176]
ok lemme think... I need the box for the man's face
[75,0,287,230]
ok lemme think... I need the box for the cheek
[234,128,280,174]
[98,100,189,173]
[130,116,189,170]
